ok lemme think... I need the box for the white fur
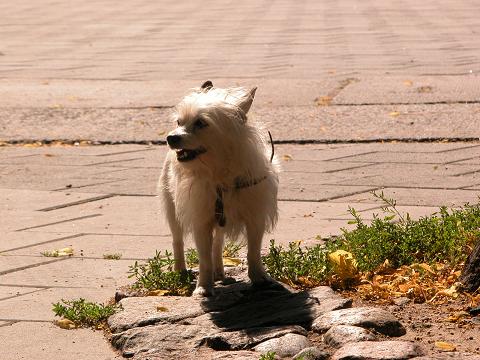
[159,84,279,297]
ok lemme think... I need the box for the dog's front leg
[193,225,214,297]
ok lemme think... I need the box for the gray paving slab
[0,285,43,300]
[0,322,121,360]
[0,287,114,321]
[2,103,479,142]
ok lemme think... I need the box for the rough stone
[254,333,312,358]
[199,325,307,351]
[108,295,205,333]
[111,322,218,358]
[324,324,377,348]
[332,341,425,360]
[413,354,480,360]
[293,346,330,360]
[312,307,406,337]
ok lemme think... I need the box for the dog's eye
[193,118,207,130]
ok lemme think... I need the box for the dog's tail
[268,131,274,163]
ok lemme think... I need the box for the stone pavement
[1,0,480,358]
[1,142,479,359]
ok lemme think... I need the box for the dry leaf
[389,111,401,117]
[156,306,168,312]
[315,96,333,106]
[147,289,169,296]
[403,80,413,87]
[435,341,456,352]
[55,319,77,329]
[223,257,242,267]
[282,154,293,161]
[417,86,433,93]
[328,250,358,280]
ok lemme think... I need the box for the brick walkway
[1,0,480,358]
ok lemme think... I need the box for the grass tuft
[128,250,194,295]
[52,298,117,328]
[263,192,480,289]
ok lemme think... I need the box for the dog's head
[166,81,257,166]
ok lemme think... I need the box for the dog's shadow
[200,280,315,332]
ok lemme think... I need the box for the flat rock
[199,325,307,350]
[293,346,330,360]
[111,322,218,358]
[413,354,480,360]
[108,296,204,333]
[109,283,353,358]
[312,307,406,337]
[332,340,425,360]
[254,333,312,358]
[324,324,376,348]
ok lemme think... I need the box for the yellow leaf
[328,250,358,280]
[316,96,333,106]
[147,289,169,296]
[57,247,74,256]
[55,319,77,329]
[403,80,413,87]
[389,111,401,117]
[435,341,456,352]
[223,257,242,267]
[417,263,435,274]
[282,154,293,161]
[156,306,168,312]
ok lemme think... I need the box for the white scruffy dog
[159,81,279,297]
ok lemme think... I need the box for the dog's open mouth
[175,148,206,162]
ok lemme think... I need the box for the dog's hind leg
[246,223,273,284]
[212,227,225,281]
[193,225,214,297]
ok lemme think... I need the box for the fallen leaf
[403,80,413,87]
[389,111,401,117]
[57,247,74,256]
[435,341,456,352]
[315,96,333,106]
[55,319,77,329]
[147,289,169,296]
[156,306,169,312]
[282,154,293,161]
[328,250,358,280]
[417,86,433,93]
[223,257,242,267]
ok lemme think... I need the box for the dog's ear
[200,80,213,91]
[238,87,257,114]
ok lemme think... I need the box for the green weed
[263,191,480,288]
[128,250,194,295]
[259,351,277,360]
[103,253,122,260]
[52,298,117,328]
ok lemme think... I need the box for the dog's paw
[193,286,214,298]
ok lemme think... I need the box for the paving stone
[254,333,312,358]
[312,307,406,337]
[332,340,425,360]
[324,324,377,348]
[293,346,330,360]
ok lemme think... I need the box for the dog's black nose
[166,135,181,146]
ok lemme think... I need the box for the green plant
[103,253,122,260]
[52,298,117,328]
[340,191,480,271]
[259,351,277,360]
[128,250,194,295]
[263,192,480,288]
[262,240,335,288]
[223,239,246,258]
[185,248,199,267]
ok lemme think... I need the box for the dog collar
[215,175,267,227]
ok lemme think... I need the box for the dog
[159,81,279,297]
